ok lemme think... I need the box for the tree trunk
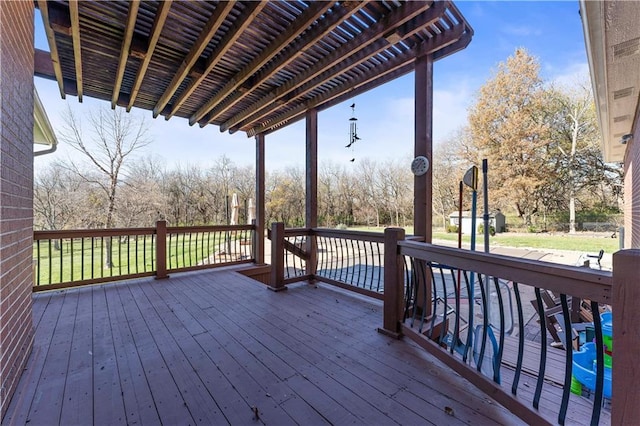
[104,237,113,269]
[569,189,576,234]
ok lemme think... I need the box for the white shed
[449,211,505,234]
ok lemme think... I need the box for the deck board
[102,284,158,426]
[4,269,596,425]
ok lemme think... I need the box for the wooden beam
[218,2,365,132]
[255,133,266,264]
[220,1,435,132]
[37,0,66,99]
[413,53,433,242]
[305,109,318,278]
[69,0,83,101]
[153,1,235,118]
[34,48,55,79]
[111,0,140,109]
[47,2,71,35]
[187,2,333,123]
[165,1,267,124]
[250,24,464,136]
[127,0,172,112]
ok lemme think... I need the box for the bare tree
[60,106,151,267]
[433,134,471,228]
[548,82,607,233]
[33,162,87,237]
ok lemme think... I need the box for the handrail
[313,227,385,242]
[34,227,155,239]
[399,240,612,304]
[167,224,253,233]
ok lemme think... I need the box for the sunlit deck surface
[4,268,530,425]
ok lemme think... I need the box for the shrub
[478,224,496,236]
[446,224,458,233]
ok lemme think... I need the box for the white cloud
[433,84,473,144]
[546,61,590,89]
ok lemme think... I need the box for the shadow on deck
[4,268,526,425]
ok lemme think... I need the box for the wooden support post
[413,54,433,317]
[378,227,405,338]
[155,220,169,279]
[268,222,287,292]
[413,53,433,243]
[255,133,266,264]
[305,109,318,279]
[612,249,640,424]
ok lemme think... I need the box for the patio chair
[586,249,604,269]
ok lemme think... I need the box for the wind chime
[346,103,360,162]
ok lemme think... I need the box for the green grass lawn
[431,231,619,253]
[34,232,243,286]
[346,226,619,253]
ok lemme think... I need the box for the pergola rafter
[187,2,334,125]
[127,0,172,112]
[111,0,140,109]
[152,0,236,118]
[220,0,437,132]
[34,0,472,137]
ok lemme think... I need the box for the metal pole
[482,159,491,325]
[482,159,489,253]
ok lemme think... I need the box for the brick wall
[625,100,640,249]
[0,0,35,419]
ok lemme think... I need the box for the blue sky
[34,1,589,172]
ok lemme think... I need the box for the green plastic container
[601,312,612,368]
[570,375,582,395]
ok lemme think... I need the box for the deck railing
[33,221,255,291]
[380,228,640,425]
[269,223,391,298]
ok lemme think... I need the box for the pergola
[34,0,473,258]
[1,1,474,416]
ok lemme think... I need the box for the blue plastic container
[572,342,612,399]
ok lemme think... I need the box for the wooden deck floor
[3,269,530,426]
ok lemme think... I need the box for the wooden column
[155,220,169,279]
[612,249,640,424]
[378,227,405,338]
[413,54,433,317]
[305,109,318,278]
[255,133,266,264]
[269,222,287,291]
[413,53,433,243]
